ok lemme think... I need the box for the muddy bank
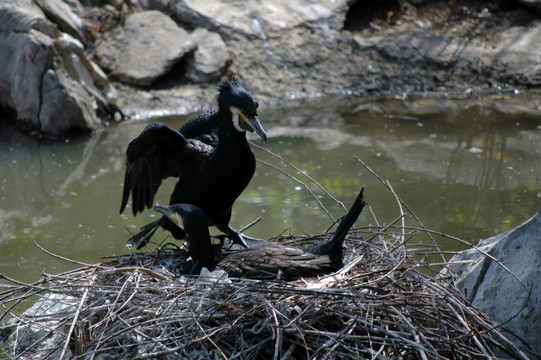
[113,0,541,119]
[1,0,541,136]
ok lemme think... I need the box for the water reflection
[0,96,540,284]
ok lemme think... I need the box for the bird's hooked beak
[154,204,184,229]
[230,106,267,142]
[240,113,267,142]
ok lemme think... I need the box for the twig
[192,311,228,360]
[33,240,93,267]
[355,156,446,264]
[252,142,347,211]
[109,266,170,281]
[239,217,262,233]
[59,285,90,359]
[257,158,335,221]
[390,306,428,360]
[391,225,527,289]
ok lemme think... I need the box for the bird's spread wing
[180,109,220,146]
[120,122,214,216]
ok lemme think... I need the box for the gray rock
[496,22,541,83]
[442,210,541,357]
[35,0,85,43]
[171,0,348,38]
[516,0,541,8]
[110,4,541,119]
[94,10,196,87]
[0,0,116,138]
[184,28,231,83]
[0,0,56,35]
[0,28,54,130]
[139,0,170,12]
[2,293,77,359]
[364,20,541,90]
[40,67,102,135]
[55,31,112,102]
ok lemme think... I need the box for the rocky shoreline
[1,0,541,137]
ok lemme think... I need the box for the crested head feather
[216,78,265,141]
[217,79,231,95]
[217,77,245,111]
[218,77,241,96]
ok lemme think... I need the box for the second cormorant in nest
[154,188,366,280]
[120,78,266,249]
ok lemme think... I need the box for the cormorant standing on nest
[154,188,366,280]
[120,78,267,249]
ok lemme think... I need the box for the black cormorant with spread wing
[154,188,366,280]
[120,78,266,249]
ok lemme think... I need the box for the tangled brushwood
[0,228,526,359]
[0,156,529,359]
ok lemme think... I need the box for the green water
[0,95,540,285]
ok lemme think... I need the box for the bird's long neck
[216,109,248,149]
[312,189,366,257]
[187,225,216,269]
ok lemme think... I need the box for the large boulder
[94,10,196,87]
[0,0,115,138]
[184,28,231,83]
[442,210,541,358]
[364,20,541,91]
[171,0,348,38]
[1,293,78,359]
[34,0,84,42]
[39,66,101,134]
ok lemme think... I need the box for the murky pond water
[1,95,540,284]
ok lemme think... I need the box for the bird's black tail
[126,219,161,250]
[312,188,366,257]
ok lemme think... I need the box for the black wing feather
[179,109,220,146]
[120,122,211,216]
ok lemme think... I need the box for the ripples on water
[0,95,540,283]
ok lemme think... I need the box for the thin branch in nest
[251,141,347,212]
[355,156,446,264]
[59,285,90,360]
[192,310,228,360]
[256,158,335,221]
[396,225,527,289]
[33,240,92,267]
[238,216,262,233]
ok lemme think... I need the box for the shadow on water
[0,95,540,284]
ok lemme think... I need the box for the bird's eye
[255,101,259,109]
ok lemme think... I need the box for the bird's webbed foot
[230,230,249,249]
[216,224,268,249]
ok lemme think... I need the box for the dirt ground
[84,0,541,117]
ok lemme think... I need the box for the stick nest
[0,229,523,359]
[0,157,526,359]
